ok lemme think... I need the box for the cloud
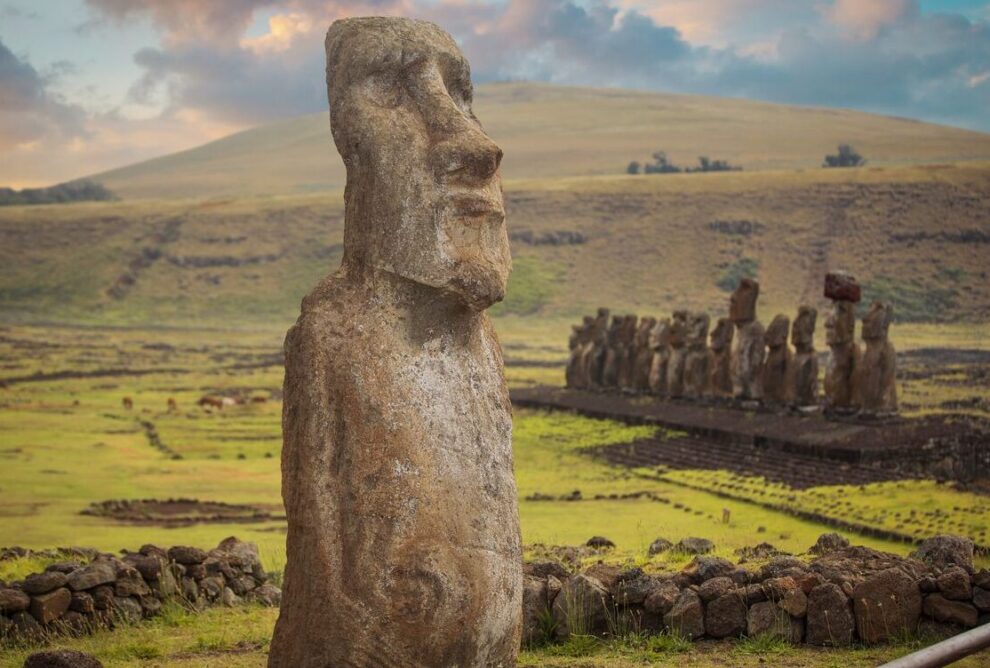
[824,0,916,40]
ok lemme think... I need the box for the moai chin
[729,278,766,401]
[855,301,898,414]
[708,317,734,398]
[682,312,712,399]
[648,318,672,396]
[269,18,521,668]
[786,306,819,407]
[633,316,657,392]
[761,314,791,404]
[666,310,689,398]
[823,272,860,412]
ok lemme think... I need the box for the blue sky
[2,0,988,187]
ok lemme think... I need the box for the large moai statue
[588,307,610,388]
[633,316,657,392]
[601,316,624,388]
[823,272,861,412]
[648,318,672,395]
[729,279,766,401]
[566,316,594,389]
[682,312,712,398]
[708,317,734,398]
[666,310,689,397]
[761,314,791,404]
[786,306,819,407]
[856,301,898,414]
[617,315,639,391]
[269,18,521,667]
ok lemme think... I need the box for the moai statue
[601,316,624,388]
[269,18,521,668]
[566,316,594,389]
[708,317,734,398]
[856,301,898,414]
[633,316,657,392]
[729,278,766,401]
[666,310,689,398]
[617,315,639,392]
[761,314,791,404]
[786,306,818,408]
[682,312,712,399]
[823,272,860,412]
[587,307,610,388]
[648,318,672,395]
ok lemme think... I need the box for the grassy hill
[2,162,988,328]
[90,82,990,200]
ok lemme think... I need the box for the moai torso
[601,316,623,388]
[786,306,819,407]
[587,307,610,388]
[729,279,765,400]
[683,312,712,398]
[617,315,639,391]
[270,18,521,668]
[824,301,859,411]
[856,301,898,414]
[761,314,791,404]
[633,317,657,392]
[708,317,734,397]
[648,319,671,395]
[666,311,689,397]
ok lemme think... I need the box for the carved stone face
[729,278,759,324]
[687,312,710,346]
[668,311,688,347]
[765,314,790,348]
[709,318,733,351]
[825,301,855,346]
[791,306,817,350]
[326,18,509,311]
[862,301,893,341]
[649,319,671,350]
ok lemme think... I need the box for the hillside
[89,82,990,200]
[2,162,988,328]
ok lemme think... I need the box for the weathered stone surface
[852,568,921,643]
[698,577,735,603]
[70,591,95,614]
[824,271,861,303]
[682,312,711,398]
[677,537,715,555]
[824,300,859,410]
[923,593,978,627]
[268,17,522,668]
[974,570,990,589]
[810,546,927,587]
[221,586,241,607]
[648,537,673,555]
[112,596,143,624]
[67,562,116,592]
[729,279,765,400]
[666,311,689,397]
[648,319,671,395]
[522,576,549,645]
[181,577,199,603]
[552,574,610,639]
[644,580,681,616]
[706,592,747,638]
[91,586,113,611]
[855,301,897,413]
[613,572,657,606]
[912,535,974,572]
[760,557,807,581]
[247,583,283,608]
[686,556,734,582]
[936,568,972,601]
[114,568,151,598]
[806,583,855,646]
[168,546,207,565]
[779,586,809,618]
[0,586,30,613]
[664,589,705,639]
[140,595,162,617]
[747,601,803,642]
[809,533,849,556]
[122,553,163,581]
[45,562,82,575]
[972,587,990,612]
[10,611,44,640]
[586,536,615,550]
[23,649,104,668]
[708,317,734,397]
[761,314,791,404]
[23,571,68,595]
[199,575,224,601]
[29,587,71,624]
[786,306,818,406]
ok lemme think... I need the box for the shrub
[716,257,760,292]
[823,144,865,168]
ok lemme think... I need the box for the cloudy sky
[2,0,988,188]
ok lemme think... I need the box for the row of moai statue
[565,274,897,414]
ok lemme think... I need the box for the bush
[0,180,115,206]
[823,144,865,168]
[626,161,641,175]
[716,257,760,292]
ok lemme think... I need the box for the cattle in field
[122,396,133,410]
[197,396,224,410]
[167,397,178,411]
[250,396,267,404]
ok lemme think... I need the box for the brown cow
[197,396,224,410]
[122,396,133,410]
[167,397,178,412]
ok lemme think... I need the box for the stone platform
[510,387,990,481]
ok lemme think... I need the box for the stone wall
[0,538,280,644]
[523,534,990,647]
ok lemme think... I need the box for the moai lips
[269,18,521,668]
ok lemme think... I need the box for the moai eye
[366,71,404,109]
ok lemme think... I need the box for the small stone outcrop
[911,535,975,572]
[24,650,104,668]
[729,278,765,401]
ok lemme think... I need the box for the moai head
[765,314,790,349]
[687,312,710,348]
[862,301,893,342]
[825,301,856,347]
[649,319,671,350]
[326,18,509,311]
[668,310,688,348]
[729,278,760,325]
[791,306,817,352]
[709,317,734,352]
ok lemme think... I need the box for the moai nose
[431,132,503,184]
